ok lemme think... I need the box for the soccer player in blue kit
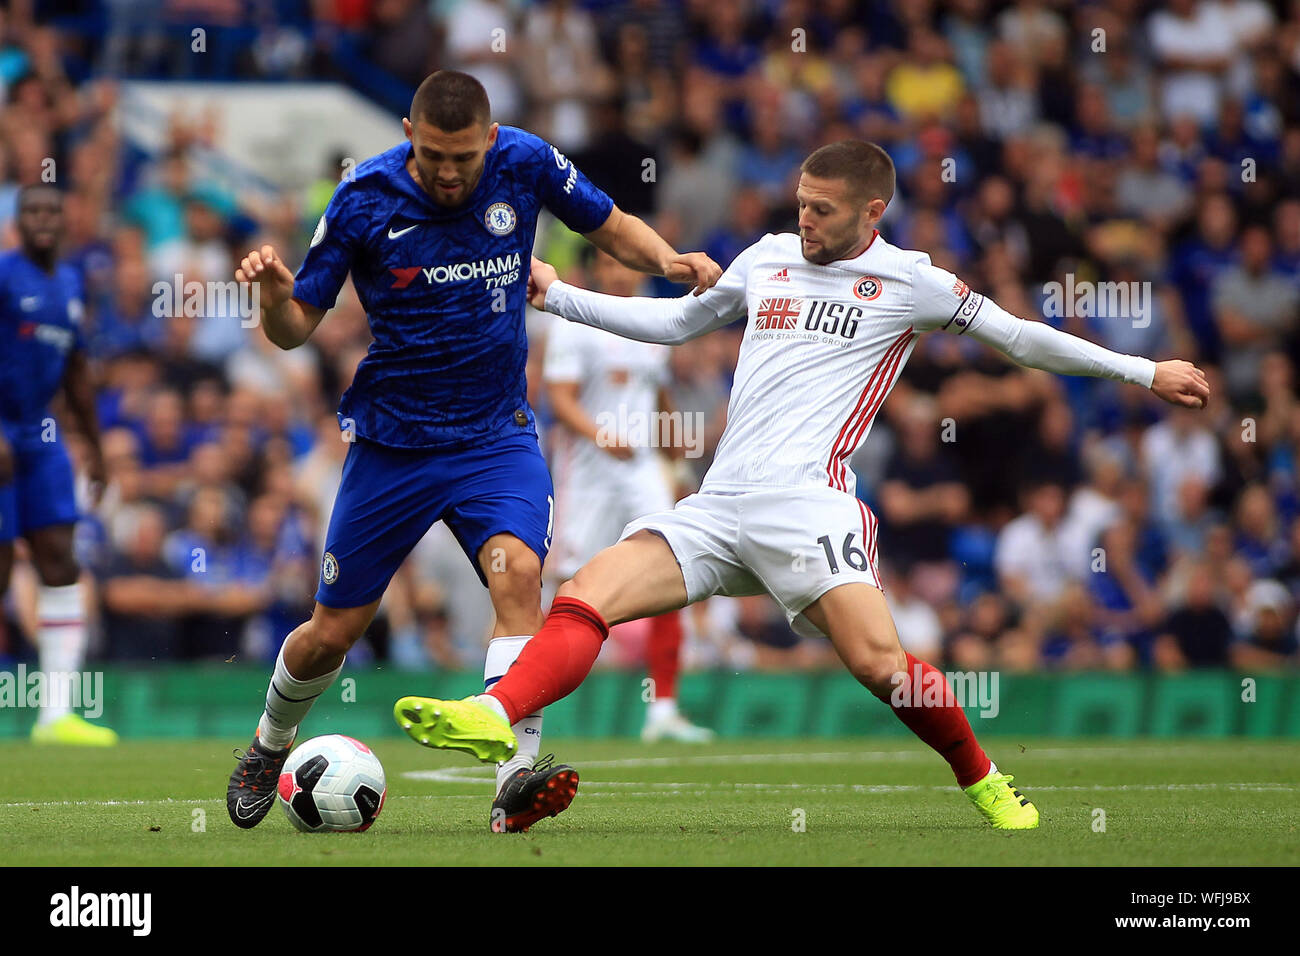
[227,71,721,831]
[0,184,116,746]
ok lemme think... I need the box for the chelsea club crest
[485,202,517,236]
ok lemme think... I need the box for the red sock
[878,652,991,787]
[488,597,608,724]
[646,610,683,701]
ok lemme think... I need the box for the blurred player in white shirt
[396,140,1210,830]
[543,249,713,743]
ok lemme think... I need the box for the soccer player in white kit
[393,141,1210,829]
[544,249,713,743]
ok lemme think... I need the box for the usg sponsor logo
[755,296,802,330]
[49,886,152,936]
[754,297,865,340]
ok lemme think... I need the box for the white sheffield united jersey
[702,232,963,495]
[543,319,676,576]
[545,231,1156,497]
[543,319,671,482]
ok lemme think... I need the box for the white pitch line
[6,747,1295,809]
[0,794,503,809]
[399,776,1300,794]
[3,782,1296,810]
[399,744,1298,784]
[545,781,1300,793]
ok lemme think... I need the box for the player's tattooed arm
[585,206,722,295]
[60,350,105,497]
[235,245,326,349]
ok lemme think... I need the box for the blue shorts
[315,432,554,608]
[0,424,79,543]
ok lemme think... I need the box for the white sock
[648,697,680,723]
[256,642,343,750]
[474,694,509,722]
[36,582,86,726]
[484,635,543,791]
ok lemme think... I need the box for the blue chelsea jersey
[293,126,615,449]
[0,250,85,429]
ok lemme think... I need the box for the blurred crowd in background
[1,0,1299,673]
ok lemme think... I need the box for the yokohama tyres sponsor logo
[389,252,522,288]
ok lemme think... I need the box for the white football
[277,734,387,832]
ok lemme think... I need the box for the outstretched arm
[915,260,1210,409]
[585,206,721,295]
[528,254,747,346]
[236,245,326,350]
[963,301,1210,408]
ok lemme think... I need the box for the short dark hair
[410,71,492,132]
[800,140,895,207]
[17,183,62,208]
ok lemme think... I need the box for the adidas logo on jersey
[766,268,791,283]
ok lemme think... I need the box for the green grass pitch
[4,737,1297,866]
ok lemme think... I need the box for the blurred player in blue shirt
[227,71,721,832]
[0,184,115,746]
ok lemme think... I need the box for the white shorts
[621,486,882,639]
[550,455,675,579]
